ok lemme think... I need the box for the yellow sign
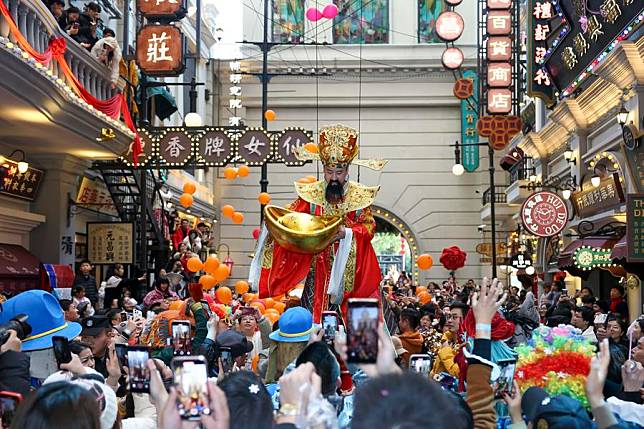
[87,222,134,265]
[76,177,118,216]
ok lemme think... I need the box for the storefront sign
[543,0,644,96]
[196,129,234,165]
[274,129,313,165]
[0,159,44,201]
[137,0,184,17]
[511,253,533,269]
[87,222,134,265]
[136,25,185,76]
[228,60,244,127]
[527,0,556,107]
[623,133,644,193]
[571,173,625,218]
[442,47,464,69]
[626,193,644,262]
[573,246,615,271]
[158,131,192,165]
[476,242,508,256]
[76,177,118,216]
[237,129,272,166]
[436,11,465,42]
[461,70,480,172]
[521,191,569,237]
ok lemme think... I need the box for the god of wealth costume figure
[248,125,386,322]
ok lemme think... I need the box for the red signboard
[521,191,569,237]
[136,25,185,77]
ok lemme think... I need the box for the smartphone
[172,356,211,420]
[133,308,143,319]
[347,298,379,364]
[52,336,72,367]
[127,346,150,393]
[219,346,233,373]
[594,313,608,325]
[0,391,22,429]
[322,311,338,344]
[172,320,192,356]
[115,343,128,367]
[409,354,432,374]
[493,361,516,399]
[120,311,128,321]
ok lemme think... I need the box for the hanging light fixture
[591,175,601,187]
[452,163,465,176]
[616,105,629,126]
[562,189,572,200]
[452,141,464,176]
[6,149,28,173]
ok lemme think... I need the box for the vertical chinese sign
[87,222,134,265]
[135,0,186,77]
[228,60,244,127]
[627,194,644,262]
[527,0,555,106]
[461,70,479,172]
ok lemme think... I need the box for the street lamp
[591,175,601,187]
[452,163,465,176]
[6,149,28,173]
[616,105,629,126]
[184,112,203,127]
[563,146,576,165]
[562,189,572,200]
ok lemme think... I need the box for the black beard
[325,180,344,204]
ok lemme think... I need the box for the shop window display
[333,0,389,44]
[418,0,445,43]
[272,0,305,43]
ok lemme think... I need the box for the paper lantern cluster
[221,204,245,224]
[306,4,338,21]
[180,182,197,208]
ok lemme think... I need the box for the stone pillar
[29,154,91,265]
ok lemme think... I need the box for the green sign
[461,70,479,172]
[573,246,615,271]
[627,194,644,262]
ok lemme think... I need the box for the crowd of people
[0,267,643,429]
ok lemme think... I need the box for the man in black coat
[72,259,99,306]
[76,2,101,49]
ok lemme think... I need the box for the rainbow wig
[514,325,595,408]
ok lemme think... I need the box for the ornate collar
[294,180,379,215]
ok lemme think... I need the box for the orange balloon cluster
[199,275,216,290]
[183,182,197,194]
[237,165,250,177]
[222,205,235,218]
[235,280,249,295]
[418,291,432,304]
[214,264,230,282]
[416,254,433,270]
[187,256,204,273]
[258,192,272,205]
[216,286,233,304]
[223,167,238,180]
[204,255,220,274]
[179,193,193,208]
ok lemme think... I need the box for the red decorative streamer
[517,351,591,382]
[0,0,141,166]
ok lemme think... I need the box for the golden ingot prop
[264,205,342,254]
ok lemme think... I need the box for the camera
[0,314,32,347]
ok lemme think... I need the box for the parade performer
[249,125,386,322]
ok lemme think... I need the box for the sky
[207,0,244,59]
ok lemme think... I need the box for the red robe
[257,184,382,322]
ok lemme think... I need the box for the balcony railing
[482,186,508,205]
[509,156,536,184]
[0,0,119,100]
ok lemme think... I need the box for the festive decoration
[304,142,319,154]
[573,246,616,271]
[183,182,197,194]
[199,274,216,290]
[204,255,221,274]
[264,311,280,324]
[235,280,250,295]
[222,205,235,218]
[476,115,522,150]
[322,3,338,19]
[264,110,276,121]
[515,325,595,408]
[416,254,434,270]
[453,78,474,100]
[232,212,244,224]
[258,192,272,205]
[440,246,467,271]
[214,264,231,282]
[305,7,322,21]
[415,286,428,296]
[264,297,275,309]
[250,301,266,313]
[187,256,204,272]
[237,165,250,177]
[215,286,233,305]
[273,301,286,313]
[179,193,193,208]
[252,228,261,240]
[223,167,238,180]
[242,293,255,303]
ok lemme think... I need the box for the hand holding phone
[347,298,379,364]
[52,336,72,368]
[219,347,234,373]
[172,356,211,420]
[409,354,432,374]
[127,346,150,393]
[322,311,338,344]
[493,361,516,399]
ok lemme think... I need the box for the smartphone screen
[219,347,233,373]
[594,313,608,325]
[52,336,72,367]
[133,308,143,319]
[493,361,516,399]
[322,311,338,344]
[347,298,379,364]
[0,392,21,429]
[409,354,432,374]
[172,321,192,356]
[127,346,150,393]
[115,344,128,367]
[172,357,211,420]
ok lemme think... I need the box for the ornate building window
[333,0,389,44]
[272,0,305,43]
[418,0,446,43]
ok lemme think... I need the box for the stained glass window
[418,0,446,43]
[333,0,389,44]
[272,0,305,43]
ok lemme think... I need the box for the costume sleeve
[436,346,460,377]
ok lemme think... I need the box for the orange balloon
[242,293,254,303]
[416,254,433,270]
[274,294,286,302]
[272,301,286,314]
[264,109,276,121]
[204,255,220,274]
[179,193,193,208]
[214,264,231,282]
[232,212,244,224]
[235,280,249,295]
[305,175,317,183]
[222,205,235,218]
[223,167,238,180]
[250,301,265,314]
[199,274,216,290]
[215,286,233,305]
[264,311,280,324]
[264,297,275,309]
[258,192,272,205]
[418,291,431,304]
[304,142,318,153]
[415,286,428,296]
[187,256,204,273]
[169,300,183,311]
[183,182,197,194]
[237,165,250,177]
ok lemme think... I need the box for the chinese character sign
[0,159,44,201]
[136,25,184,76]
[627,194,644,262]
[87,223,134,265]
[76,177,118,217]
[238,130,272,165]
[275,129,313,165]
[197,130,234,165]
[228,60,244,127]
[571,173,625,218]
[158,131,192,165]
[461,70,480,172]
[137,0,183,17]
[527,0,555,106]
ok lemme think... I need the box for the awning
[500,147,525,171]
[0,243,41,296]
[557,236,622,279]
[611,236,644,278]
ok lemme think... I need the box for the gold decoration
[343,238,357,293]
[295,180,379,216]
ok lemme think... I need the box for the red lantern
[440,246,467,272]
[224,255,234,276]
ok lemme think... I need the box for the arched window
[272,0,305,43]
[333,0,389,44]
[418,0,446,43]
